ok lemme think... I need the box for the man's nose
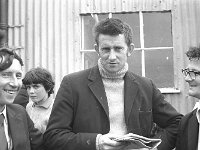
[9,76,19,87]
[108,49,117,60]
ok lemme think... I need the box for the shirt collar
[0,106,8,124]
[196,101,200,123]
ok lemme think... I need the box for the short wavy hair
[186,46,200,60]
[23,67,55,97]
[93,18,133,46]
[0,48,23,71]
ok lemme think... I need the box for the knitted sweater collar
[98,58,128,79]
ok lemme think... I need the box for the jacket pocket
[139,109,152,137]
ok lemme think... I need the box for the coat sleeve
[43,76,98,150]
[150,81,183,150]
[175,119,182,150]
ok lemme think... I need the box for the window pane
[143,11,172,47]
[82,14,109,50]
[84,52,98,69]
[113,13,140,48]
[82,12,174,89]
[128,50,142,76]
[145,49,174,88]
[82,15,95,50]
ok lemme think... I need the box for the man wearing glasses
[176,46,200,150]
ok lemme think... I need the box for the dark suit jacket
[6,104,43,150]
[44,66,182,150]
[176,109,198,150]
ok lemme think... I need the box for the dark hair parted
[23,67,55,97]
[0,48,23,71]
[186,46,200,60]
[93,18,133,46]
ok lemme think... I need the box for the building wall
[7,0,82,95]
[7,0,200,115]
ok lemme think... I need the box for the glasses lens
[182,69,196,79]
[189,71,196,79]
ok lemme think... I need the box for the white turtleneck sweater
[98,58,128,135]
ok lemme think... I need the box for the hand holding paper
[98,133,128,150]
[112,133,161,149]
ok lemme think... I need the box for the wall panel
[7,0,200,114]
[8,0,81,93]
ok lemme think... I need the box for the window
[81,11,175,89]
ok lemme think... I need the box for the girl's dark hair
[23,67,55,97]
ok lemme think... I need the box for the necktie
[0,114,8,150]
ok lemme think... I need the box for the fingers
[98,134,127,150]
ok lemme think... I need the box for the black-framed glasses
[182,68,200,80]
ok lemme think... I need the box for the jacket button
[86,140,91,145]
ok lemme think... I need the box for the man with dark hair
[44,18,182,150]
[176,46,200,150]
[0,48,43,150]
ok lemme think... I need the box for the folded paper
[113,133,162,149]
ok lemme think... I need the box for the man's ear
[94,44,99,54]
[127,43,134,57]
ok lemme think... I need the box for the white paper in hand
[113,133,161,149]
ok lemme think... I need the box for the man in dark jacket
[176,46,200,150]
[0,47,43,150]
[44,18,182,150]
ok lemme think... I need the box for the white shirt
[0,106,13,150]
[194,101,200,110]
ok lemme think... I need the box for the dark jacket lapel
[6,105,27,150]
[88,66,109,118]
[124,72,139,124]
[187,110,198,150]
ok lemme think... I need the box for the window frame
[80,11,180,94]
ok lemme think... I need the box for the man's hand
[98,134,128,150]
[98,134,159,150]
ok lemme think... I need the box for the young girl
[23,67,55,133]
